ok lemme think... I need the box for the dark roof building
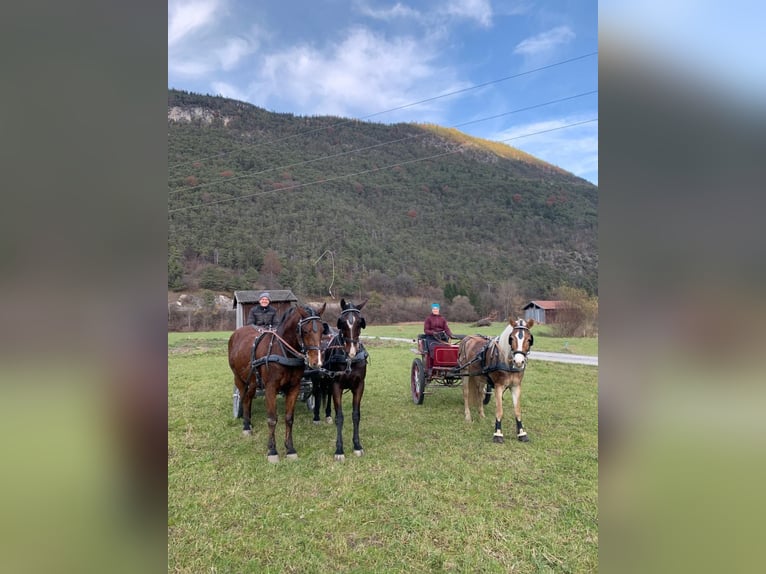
[522,300,567,324]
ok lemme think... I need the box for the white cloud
[445,0,493,27]
[358,1,420,21]
[249,27,456,119]
[216,37,255,71]
[168,0,224,47]
[169,60,216,77]
[514,26,575,56]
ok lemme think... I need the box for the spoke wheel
[411,359,426,404]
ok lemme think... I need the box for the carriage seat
[418,333,459,366]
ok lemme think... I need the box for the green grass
[169,335,598,573]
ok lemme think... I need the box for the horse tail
[468,374,484,408]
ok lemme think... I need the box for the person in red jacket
[423,303,454,353]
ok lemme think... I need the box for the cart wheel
[306,393,315,411]
[483,382,493,405]
[233,385,243,418]
[411,358,426,404]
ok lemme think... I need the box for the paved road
[365,337,598,367]
[529,351,598,366]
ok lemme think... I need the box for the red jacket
[424,314,453,338]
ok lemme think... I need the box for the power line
[168,51,597,173]
[168,118,597,214]
[169,89,597,196]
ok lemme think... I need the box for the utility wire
[168,51,597,173]
[168,118,596,214]
[169,89,597,195]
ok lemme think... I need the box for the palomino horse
[309,298,369,460]
[228,303,326,462]
[458,318,535,443]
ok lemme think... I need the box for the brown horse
[228,303,326,462]
[309,298,368,460]
[458,318,535,443]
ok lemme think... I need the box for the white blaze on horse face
[345,315,358,358]
[308,348,322,369]
[304,318,322,369]
[512,328,527,368]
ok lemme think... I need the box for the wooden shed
[523,300,567,324]
[232,289,298,328]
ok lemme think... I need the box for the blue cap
[259,292,271,301]
[431,303,440,309]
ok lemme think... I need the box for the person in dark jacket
[423,302,454,353]
[248,292,278,329]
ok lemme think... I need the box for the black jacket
[248,304,278,328]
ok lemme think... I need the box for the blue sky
[168,0,598,185]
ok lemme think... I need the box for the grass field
[168,331,598,573]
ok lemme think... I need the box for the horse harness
[246,311,324,389]
[308,308,369,379]
[456,325,534,387]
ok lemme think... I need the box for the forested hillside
[168,89,597,316]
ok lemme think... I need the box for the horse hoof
[286,453,298,460]
[492,435,505,444]
[325,417,333,424]
[334,454,345,462]
[518,434,529,442]
[242,430,252,436]
[267,454,280,463]
[353,449,364,457]
[312,420,321,425]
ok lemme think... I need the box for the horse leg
[462,376,473,422]
[493,382,505,443]
[511,383,528,442]
[264,385,280,463]
[241,379,254,436]
[312,377,322,424]
[351,381,365,456]
[323,383,333,424]
[476,378,487,420]
[234,376,245,419]
[332,382,345,461]
[283,384,300,460]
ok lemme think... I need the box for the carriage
[228,294,369,461]
[410,318,537,443]
[230,289,317,418]
[409,334,492,405]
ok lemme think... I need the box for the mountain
[168,89,597,312]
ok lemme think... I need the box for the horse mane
[497,323,514,358]
[497,318,530,357]
[275,306,301,339]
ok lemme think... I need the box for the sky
[168,0,598,185]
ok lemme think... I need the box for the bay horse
[309,298,368,461]
[228,303,326,462]
[458,318,535,443]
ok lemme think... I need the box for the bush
[448,295,477,322]
[550,286,598,337]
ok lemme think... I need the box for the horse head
[508,318,535,369]
[291,303,326,369]
[336,298,368,359]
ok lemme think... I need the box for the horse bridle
[337,308,364,347]
[296,312,323,354]
[509,325,534,359]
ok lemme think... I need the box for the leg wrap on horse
[516,417,528,440]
